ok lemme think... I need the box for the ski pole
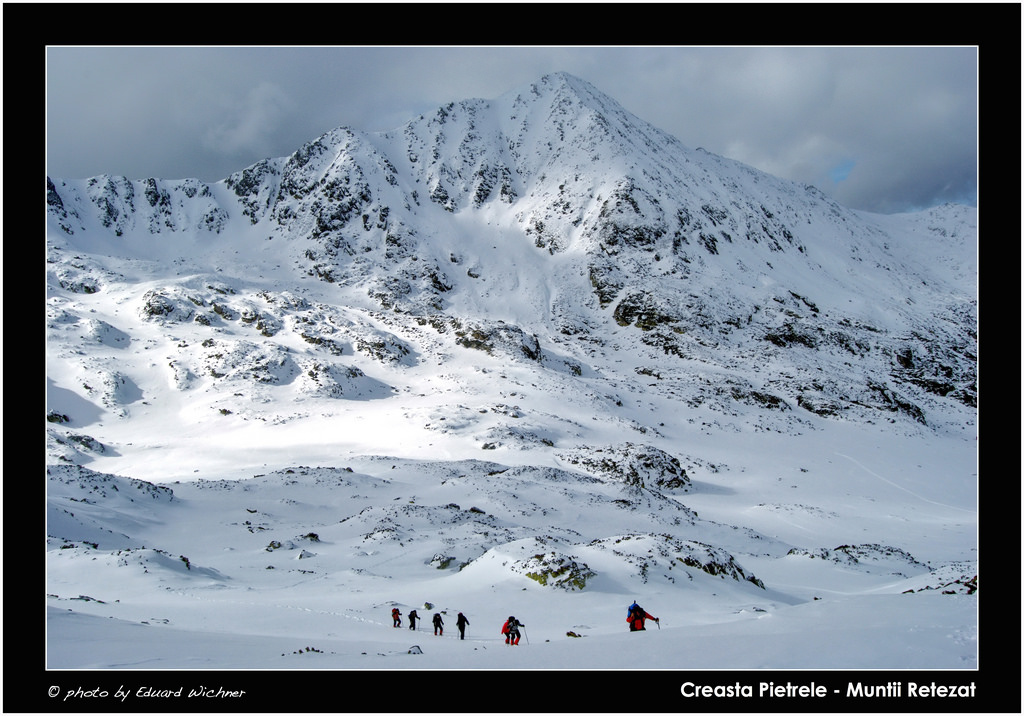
[522,627,529,645]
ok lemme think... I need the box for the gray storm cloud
[46,46,976,214]
[201,82,295,159]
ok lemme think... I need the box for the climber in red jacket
[627,601,659,631]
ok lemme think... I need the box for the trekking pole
[522,628,529,645]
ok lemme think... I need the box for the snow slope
[41,72,982,713]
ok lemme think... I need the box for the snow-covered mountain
[45,72,977,677]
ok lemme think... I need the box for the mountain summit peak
[534,70,598,92]
[46,72,976,439]
[503,71,634,121]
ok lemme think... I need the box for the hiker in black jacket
[502,616,524,645]
[456,612,470,640]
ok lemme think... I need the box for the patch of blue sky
[829,158,856,184]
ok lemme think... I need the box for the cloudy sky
[45,46,977,215]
